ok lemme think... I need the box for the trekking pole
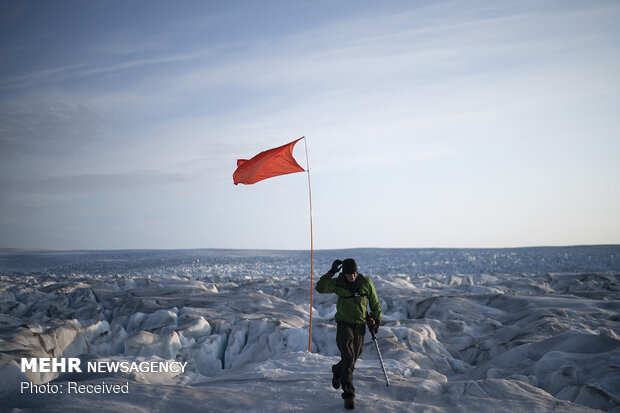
[367,318,390,387]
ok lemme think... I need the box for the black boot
[331,365,340,389]
[332,374,340,389]
[344,398,355,410]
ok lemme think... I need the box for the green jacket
[315,271,382,325]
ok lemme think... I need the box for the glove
[330,259,343,274]
[367,315,380,335]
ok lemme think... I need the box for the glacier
[0,246,619,412]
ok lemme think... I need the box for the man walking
[315,258,382,410]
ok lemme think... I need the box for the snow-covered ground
[0,247,619,412]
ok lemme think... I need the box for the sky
[0,0,619,250]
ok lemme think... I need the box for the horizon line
[1,243,619,253]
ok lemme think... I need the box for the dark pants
[332,321,365,400]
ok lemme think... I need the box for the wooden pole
[303,136,314,352]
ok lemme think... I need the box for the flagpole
[303,136,314,353]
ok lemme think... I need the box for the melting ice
[0,246,619,412]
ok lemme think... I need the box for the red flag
[233,138,305,185]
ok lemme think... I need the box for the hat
[342,258,357,274]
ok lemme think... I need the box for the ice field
[0,246,619,412]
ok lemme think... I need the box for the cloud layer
[1,1,619,249]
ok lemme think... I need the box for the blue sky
[1,0,619,250]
